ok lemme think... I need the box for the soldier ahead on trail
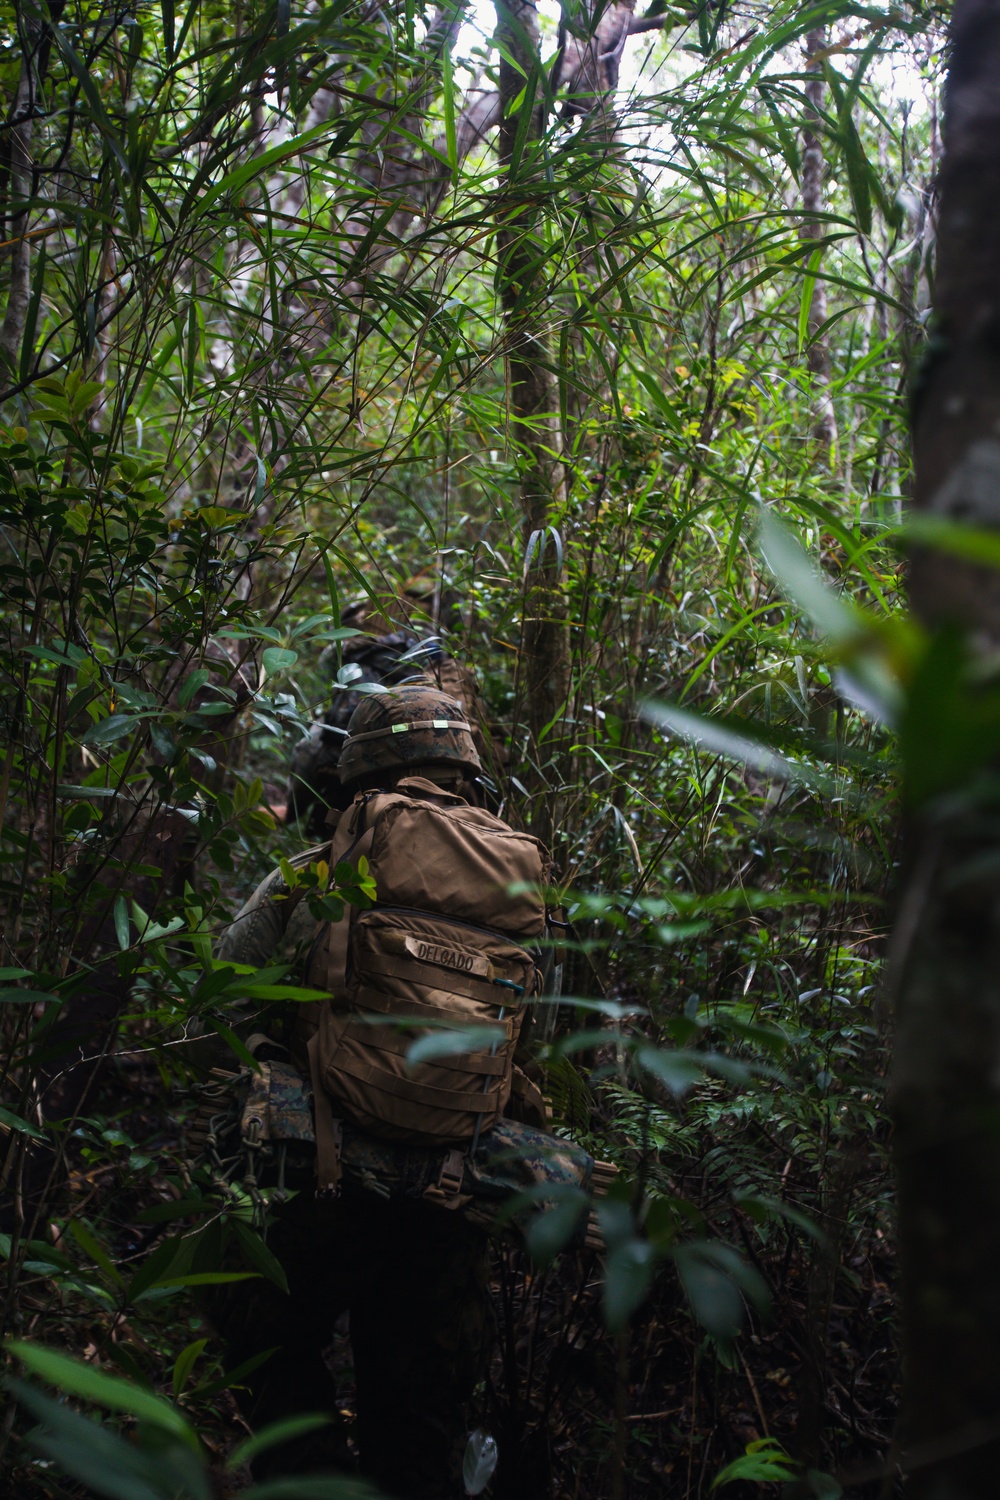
[284,593,492,838]
[204,684,605,1497]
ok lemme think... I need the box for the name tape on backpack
[404,934,492,979]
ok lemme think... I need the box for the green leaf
[442,40,457,185]
[188,1347,276,1403]
[228,1414,330,1471]
[161,0,175,59]
[177,669,209,709]
[243,1477,379,1499]
[634,1045,706,1097]
[641,701,798,783]
[900,626,1000,807]
[155,1271,262,1289]
[673,1242,768,1346]
[712,1437,798,1489]
[233,1221,290,1293]
[19,241,46,385]
[171,1338,207,1398]
[80,714,136,746]
[261,647,299,677]
[209,1017,262,1070]
[798,244,823,354]
[0,1104,46,1139]
[0,988,62,1005]
[189,122,332,222]
[6,1342,200,1450]
[406,1026,506,1067]
[906,513,1000,570]
[239,984,332,1002]
[67,1219,124,1288]
[131,903,186,943]
[8,1378,208,1500]
[601,1230,658,1332]
[126,1235,189,1303]
[524,1189,589,1269]
[113,896,130,951]
[757,510,858,645]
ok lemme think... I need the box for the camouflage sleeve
[216,866,297,969]
[216,837,335,970]
[185,845,331,1074]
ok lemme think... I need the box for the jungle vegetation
[2,0,993,1495]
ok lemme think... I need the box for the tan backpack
[309,778,549,1149]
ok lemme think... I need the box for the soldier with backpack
[207,684,564,1497]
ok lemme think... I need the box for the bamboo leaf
[7,1343,201,1450]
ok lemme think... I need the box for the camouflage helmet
[338,683,482,788]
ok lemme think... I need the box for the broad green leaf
[6,1342,200,1450]
[8,1378,205,1500]
[0,1104,46,1139]
[642,701,796,782]
[602,1232,658,1332]
[80,714,136,746]
[261,646,299,677]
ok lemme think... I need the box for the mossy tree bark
[892,1,1000,1492]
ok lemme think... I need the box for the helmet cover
[338,684,482,788]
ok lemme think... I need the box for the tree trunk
[800,28,838,462]
[494,0,570,787]
[892,2,1000,1492]
[0,8,41,373]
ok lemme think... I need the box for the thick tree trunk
[892,3,1000,1493]
[494,0,570,776]
[800,28,838,462]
